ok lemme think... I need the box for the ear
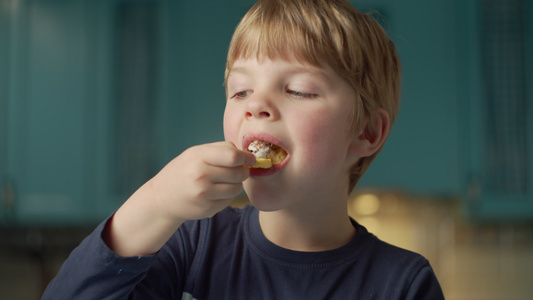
[349,108,390,158]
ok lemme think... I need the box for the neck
[258,200,356,252]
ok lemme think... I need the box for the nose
[245,93,279,121]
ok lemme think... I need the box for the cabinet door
[460,0,533,221]
[3,0,91,224]
[356,0,463,195]
[1,1,10,222]
[1,0,251,226]
[2,0,156,225]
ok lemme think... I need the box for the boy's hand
[103,141,255,256]
[150,141,255,220]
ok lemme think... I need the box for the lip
[242,132,290,176]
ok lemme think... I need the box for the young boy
[43,0,444,299]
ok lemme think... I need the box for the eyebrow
[287,66,330,82]
[227,64,331,83]
[227,66,250,77]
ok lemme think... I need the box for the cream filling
[248,140,287,167]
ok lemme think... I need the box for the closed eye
[287,89,318,99]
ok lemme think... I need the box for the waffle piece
[248,140,287,169]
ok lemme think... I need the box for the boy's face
[224,57,360,210]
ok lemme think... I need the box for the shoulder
[354,223,444,299]
[366,234,427,266]
[358,227,429,277]
[352,220,427,265]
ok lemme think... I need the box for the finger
[207,164,250,184]
[202,142,256,167]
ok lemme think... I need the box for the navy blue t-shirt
[43,206,444,299]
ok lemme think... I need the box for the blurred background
[0,0,532,299]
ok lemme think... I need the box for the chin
[244,183,286,212]
[249,198,286,212]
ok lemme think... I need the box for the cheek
[293,108,352,164]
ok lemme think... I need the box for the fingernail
[246,154,256,166]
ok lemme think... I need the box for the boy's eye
[230,90,252,99]
[287,89,317,99]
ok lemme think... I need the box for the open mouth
[248,140,288,169]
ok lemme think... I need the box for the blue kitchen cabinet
[1,0,168,225]
[1,2,9,218]
[2,0,531,225]
[356,0,464,195]
[2,0,116,225]
[0,0,253,226]
[457,0,533,221]
[357,0,533,222]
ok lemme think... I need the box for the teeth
[248,140,287,168]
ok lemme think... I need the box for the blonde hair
[225,0,401,193]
